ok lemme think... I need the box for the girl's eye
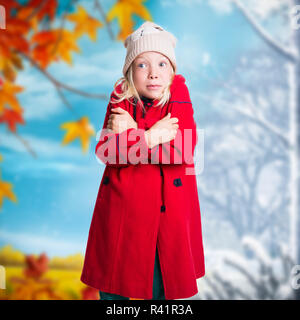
[137,61,167,68]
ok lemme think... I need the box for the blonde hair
[110,61,175,114]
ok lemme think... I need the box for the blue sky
[0,0,264,257]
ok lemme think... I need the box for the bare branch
[233,0,298,63]
[12,131,37,159]
[93,0,115,41]
[56,87,74,112]
[223,258,261,290]
[17,51,109,101]
[197,92,291,149]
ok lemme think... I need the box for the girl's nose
[149,72,158,79]
[148,65,159,79]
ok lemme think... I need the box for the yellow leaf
[60,116,95,153]
[0,80,23,113]
[0,173,18,209]
[50,30,81,66]
[106,0,152,40]
[66,5,103,41]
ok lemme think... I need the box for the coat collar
[140,95,154,107]
[170,74,186,94]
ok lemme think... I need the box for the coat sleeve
[141,83,198,165]
[95,98,151,167]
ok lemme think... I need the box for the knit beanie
[122,21,177,77]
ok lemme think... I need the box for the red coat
[80,74,205,300]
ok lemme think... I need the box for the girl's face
[132,51,174,100]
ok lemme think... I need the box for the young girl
[80,21,205,300]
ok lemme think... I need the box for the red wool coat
[80,74,205,300]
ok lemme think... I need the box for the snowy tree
[198,236,295,300]
[202,0,300,299]
[198,47,289,253]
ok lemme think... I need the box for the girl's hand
[107,107,137,134]
[144,113,179,149]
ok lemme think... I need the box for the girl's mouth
[147,85,161,90]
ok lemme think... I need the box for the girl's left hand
[107,107,137,134]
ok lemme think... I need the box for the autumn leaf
[0,7,30,80]
[0,18,30,60]
[31,29,81,68]
[24,253,49,279]
[106,0,152,40]
[0,108,25,132]
[0,172,17,208]
[16,6,39,32]
[26,0,57,22]
[0,80,23,113]
[0,51,24,82]
[60,116,95,153]
[66,5,103,41]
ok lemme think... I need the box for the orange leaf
[106,0,152,40]
[24,253,49,279]
[16,7,39,32]
[0,51,23,82]
[0,108,25,132]
[31,29,80,68]
[0,18,30,57]
[0,172,17,208]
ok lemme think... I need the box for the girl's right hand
[144,113,179,149]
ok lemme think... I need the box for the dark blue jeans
[99,247,165,300]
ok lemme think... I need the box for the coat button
[103,176,109,185]
[173,178,182,187]
[161,205,166,213]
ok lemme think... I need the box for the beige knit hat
[122,21,177,77]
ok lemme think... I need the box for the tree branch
[17,51,109,101]
[197,92,291,149]
[93,0,115,41]
[233,0,298,63]
[12,131,37,159]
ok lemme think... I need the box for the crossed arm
[95,88,197,166]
